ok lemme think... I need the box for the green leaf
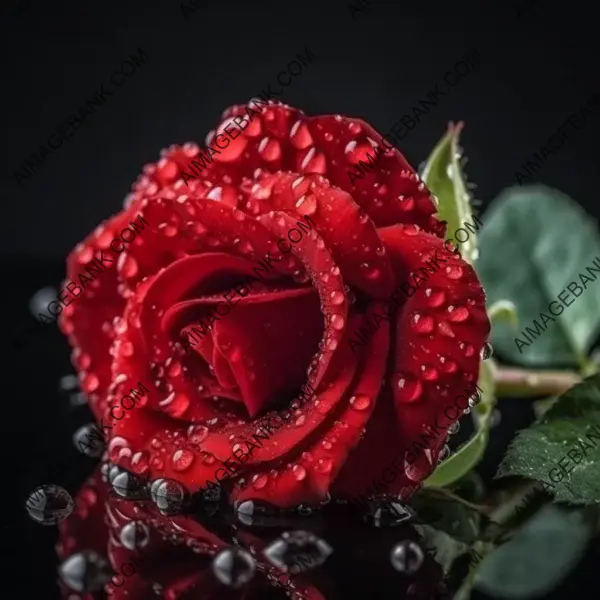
[425,361,495,487]
[411,488,482,545]
[497,374,600,504]
[474,505,594,598]
[415,523,471,575]
[476,185,600,368]
[422,122,479,264]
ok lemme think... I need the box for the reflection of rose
[57,466,448,599]
[59,100,489,508]
[57,467,327,599]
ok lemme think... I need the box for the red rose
[59,100,490,508]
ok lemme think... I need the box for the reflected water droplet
[58,551,112,592]
[120,521,150,550]
[212,548,256,588]
[390,540,424,574]
[26,485,73,525]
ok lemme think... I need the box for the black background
[2,0,600,598]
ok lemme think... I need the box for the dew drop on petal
[81,373,99,394]
[130,451,150,475]
[252,474,268,490]
[424,287,446,308]
[331,314,345,330]
[258,137,282,162]
[187,424,209,446]
[290,120,314,149]
[439,356,458,374]
[349,395,371,411]
[292,465,307,481]
[344,141,375,165]
[438,321,455,338]
[295,193,318,216]
[171,449,195,472]
[421,366,438,381]
[315,458,333,474]
[481,342,493,360]
[301,147,327,173]
[395,374,423,403]
[447,305,469,322]
[349,122,362,135]
[461,343,475,357]
[330,290,344,305]
[410,313,434,334]
[117,254,139,279]
[201,451,216,465]
[445,265,464,280]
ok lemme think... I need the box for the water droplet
[29,286,58,320]
[26,485,74,525]
[300,147,327,173]
[295,193,318,216]
[292,465,307,481]
[460,343,475,357]
[410,313,434,334]
[330,290,344,305]
[292,270,310,284]
[421,366,438,381]
[349,395,371,411]
[150,478,187,514]
[187,424,209,446]
[424,287,446,307]
[206,186,223,201]
[348,122,362,135]
[481,342,493,360]
[212,548,256,588]
[263,531,333,574]
[252,473,269,489]
[398,196,415,211]
[258,137,282,161]
[172,449,195,471]
[295,415,306,427]
[445,265,464,279]
[438,321,455,338]
[315,458,333,474]
[390,541,424,574]
[439,357,458,374]
[117,254,139,278]
[159,391,190,418]
[59,551,112,592]
[130,451,150,474]
[447,305,469,322]
[80,372,99,394]
[361,263,381,280]
[290,120,314,149]
[73,424,105,458]
[448,421,460,435]
[112,471,149,500]
[395,374,423,403]
[364,499,414,527]
[331,314,345,330]
[344,140,376,164]
[120,521,150,550]
[438,445,451,462]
